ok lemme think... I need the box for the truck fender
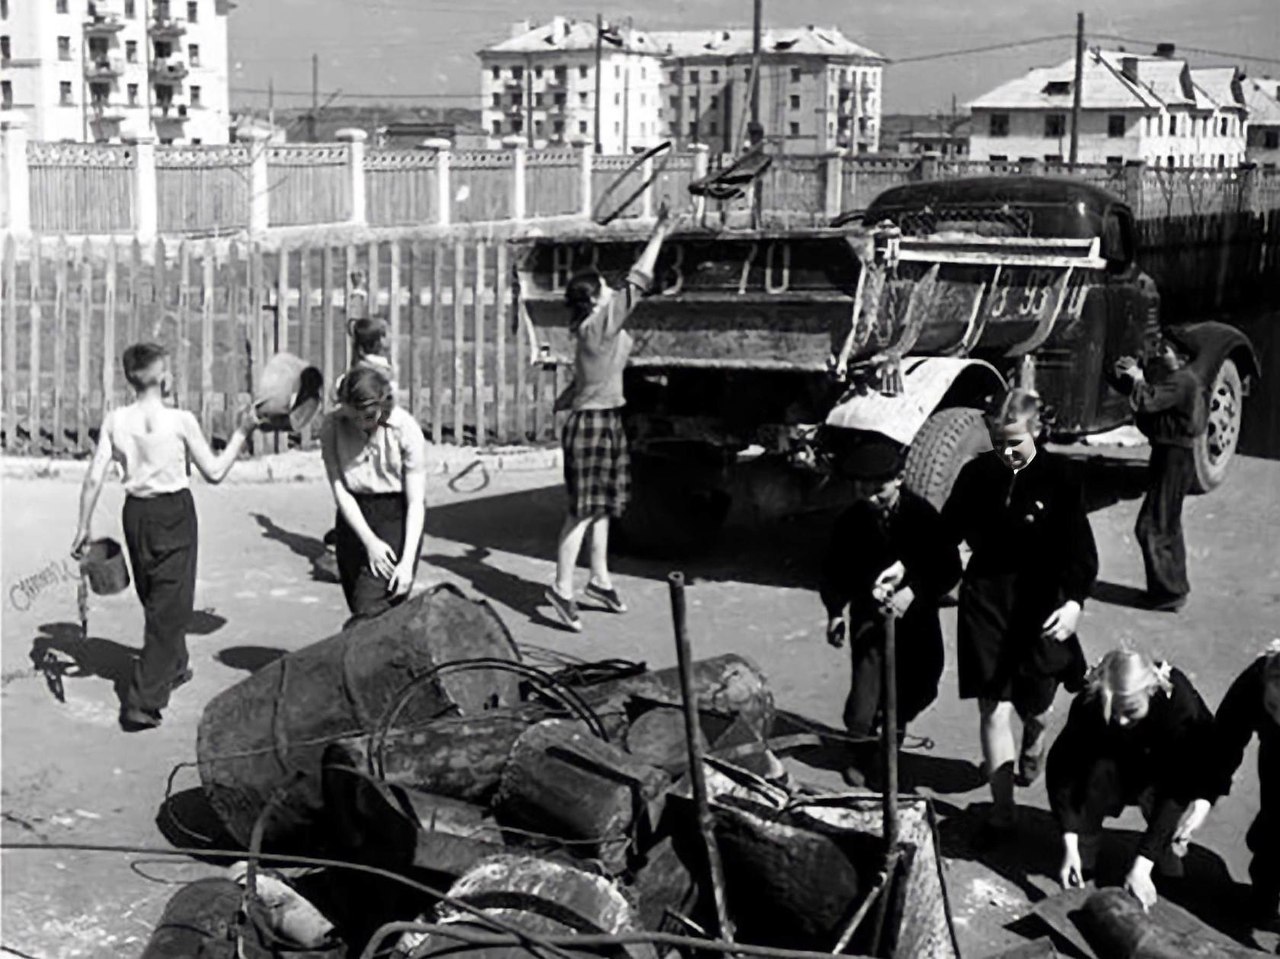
[824,357,1006,446]
[1166,321,1261,389]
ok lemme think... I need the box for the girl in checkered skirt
[545,205,673,632]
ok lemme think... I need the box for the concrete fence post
[691,143,710,221]
[917,151,940,182]
[335,128,367,226]
[1,115,31,236]
[504,135,527,222]
[1123,159,1146,218]
[824,149,845,220]
[1238,160,1258,215]
[129,134,158,243]
[578,139,594,218]
[243,128,271,235]
[422,137,452,226]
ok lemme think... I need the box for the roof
[1243,76,1280,126]
[649,25,885,62]
[968,48,1250,113]
[482,18,661,56]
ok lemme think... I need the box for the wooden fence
[28,142,134,235]
[266,144,351,227]
[155,144,252,236]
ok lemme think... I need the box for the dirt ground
[2,441,1279,958]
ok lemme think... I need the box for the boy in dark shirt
[942,388,1098,833]
[1213,642,1280,928]
[1113,336,1207,611]
[1047,648,1219,912]
[819,435,961,786]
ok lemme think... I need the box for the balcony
[152,103,190,122]
[84,14,127,36]
[151,57,188,81]
[90,101,128,123]
[150,16,187,39]
[85,57,125,80]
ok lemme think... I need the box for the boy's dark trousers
[1248,810,1280,917]
[1135,444,1195,600]
[122,490,198,715]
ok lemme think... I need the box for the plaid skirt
[563,408,630,518]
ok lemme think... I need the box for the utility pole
[1069,11,1084,169]
[749,0,762,127]
[309,53,319,142]
[268,77,275,133]
[593,13,604,153]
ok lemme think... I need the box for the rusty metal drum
[196,584,521,849]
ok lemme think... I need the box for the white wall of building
[0,0,229,144]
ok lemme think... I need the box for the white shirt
[320,406,427,495]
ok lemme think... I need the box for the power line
[886,34,1075,66]
[1089,34,1280,66]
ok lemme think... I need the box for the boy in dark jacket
[1113,336,1207,611]
[820,434,961,786]
[1213,642,1280,928]
[1048,648,1219,912]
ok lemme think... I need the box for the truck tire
[616,446,732,556]
[903,407,991,511]
[1190,358,1242,494]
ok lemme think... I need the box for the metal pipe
[593,13,603,153]
[829,850,899,954]
[1069,11,1085,170]
[869,605,900,955]
[668,570,735,946]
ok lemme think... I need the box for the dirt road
[2,444,1278,958]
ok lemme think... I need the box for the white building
[967,44,1248,169]
[478,17,663,152]
[0,0,232,144]
[1243,76,1280,170]
[649,26,886,155]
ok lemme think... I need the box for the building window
[89,81,109,105]
[578,91,587,105]
[614,120,620,133]
[1044,153,1063,163]
[614,65,620,79]
[1106,155,1123,166]
[554,65,565,83]
[709,94,717,108]
[1,81,11,108]
[554,119,564,134]
[688,96,696,109]
[512,92,522,106]
[491,119,502,135]
[60,81,73,105]
[789,94,800,109]
[989,113,1009,137]
[492,92,501,107]
[1044,114,1066,137]
[790,67,801,83]
[492,66,500,80]
[0,35,8,61]
[534,119,544,135]
[534,66,542,79]
[668,71,677,84]
[709,121,717,135]
[125,40,138,62]
[127,82,138,104]
[187,0,197,22]
[56,0,68,12]
[57,36,71,60]
[512,66,523,81]
[669,96,678,109]
[188,43,199,66]
[614,92,620,106]
[1167,155,1175,169]
[1220,117,1229,135]
[1264,130,1280,149]
[789,121,800,136]
[534,92,543,107]
[1218,154,1226,168]
[989,154,1007,161]
[190,85,201,106]
[710,69,719,83]
[579,120,588,134]
[512,118,522,133]
[125,0,134,15]
[1,0,8,16]
[689,70,699,84]
[579,65,588,79]
[639,92,646,105]
[1108,114,1125,138]
[1168,115,1177,136]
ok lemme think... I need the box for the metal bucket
[79,538,130,596]
[196,584,522,850]
[254,352,324,433]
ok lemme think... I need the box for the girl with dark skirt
[544,204,673,632]
[320,365,428,624]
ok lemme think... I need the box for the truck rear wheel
[903,407,991,511]
[1190,358,1242,494]
[616,445,733,556]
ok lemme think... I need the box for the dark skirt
[957,572,1086,715]
[562,408,630,519]
[334,491,423,623]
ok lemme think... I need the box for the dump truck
[514,176,1259,552]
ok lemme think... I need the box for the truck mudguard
[824,356,1007,446]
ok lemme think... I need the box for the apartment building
[967,44,1248,169]
[650,26,885,155]
[478,17,664,152]
[479,19,885,155]
[1243,76,1280,170]
[0,0,231,144]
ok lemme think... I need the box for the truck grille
[878,205,1034,238]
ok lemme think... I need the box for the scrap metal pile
[140,583,957,959]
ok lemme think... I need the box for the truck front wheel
[615,445,733,556]
[903,407,991,511]
[1190,358,1242,494]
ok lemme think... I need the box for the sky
[228,0,1280,117]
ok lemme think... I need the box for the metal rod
[870,604,900,955]
[593,13,604,154]
[1069,11,1085,170]
[829,850,899,955]
[750,0,763,127]
[668,570,735,946]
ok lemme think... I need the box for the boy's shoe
[120,707,162,731]
[544,588,583,632]
[1146,592,1187,613]
[322,528,338,548]
[585,581,628,613]
[170,668,194,691]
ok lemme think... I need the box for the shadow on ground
[250,513,341,584]
[215,646,287,672]
[29,622,135,706]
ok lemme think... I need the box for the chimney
[550,15,566,38]
[1121,56,1139,83]
[510,19,531,39]
[1155,42,1176,59]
